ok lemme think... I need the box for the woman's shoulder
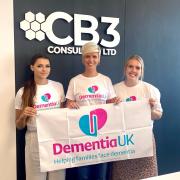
[69,74,82,81]
[48,79,64,88]
[142,81,161,94]
[16,86,24,95]
[69,74,91,85]
[15,87,24,100]
[98,73,112,81]
[142,81,159,89]
[113,81,124,88]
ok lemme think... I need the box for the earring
[30,66,34,71]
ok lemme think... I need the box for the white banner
[36,100,153,172]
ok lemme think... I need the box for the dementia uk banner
[36,100,153,172]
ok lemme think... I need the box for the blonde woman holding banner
[15,54,66,180]
[66,42,118,180]
[112,55,163,180]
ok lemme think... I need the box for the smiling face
[125,58,142,83]
[82,52,100,71]
[31,58,51,81]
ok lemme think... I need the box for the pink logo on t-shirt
[88,85,98,94]
[126,96,136,102]
[41,93,51,102]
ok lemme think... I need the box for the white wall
[0,0,16,180]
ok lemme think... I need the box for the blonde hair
[124,55,144,80]
[81,42,101,56]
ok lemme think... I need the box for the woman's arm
[106,97,122,104]
[15,107,36,129]
[66,99,79,109]
[16,109,27,129]
[60,102,65,108]
[151,109,162,120]
[149,98,162,120]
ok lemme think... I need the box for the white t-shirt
[66,73,116,106]
[113,81,163,112]
[15,80,65,131]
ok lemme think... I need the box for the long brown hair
[21,54,50,109]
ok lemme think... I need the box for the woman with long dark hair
[15,54,66,180]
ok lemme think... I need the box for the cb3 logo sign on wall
[20,11,120,55]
